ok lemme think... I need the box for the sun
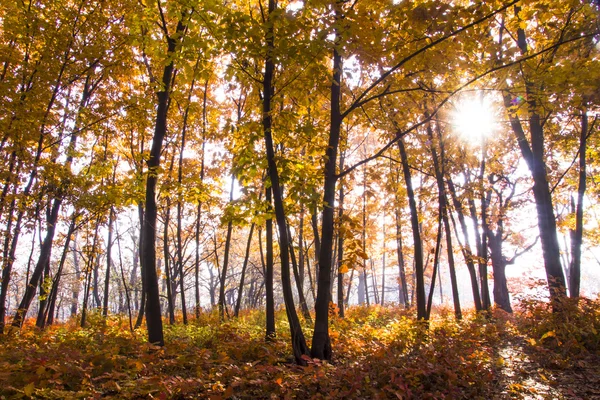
[451,94,497,143]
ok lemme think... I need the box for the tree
[140,3,190,346]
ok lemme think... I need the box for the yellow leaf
[24,383,34,397]
[495,357,505,367]
[36,366,45,376]
[339,264,349,274]
[540,330,556,340]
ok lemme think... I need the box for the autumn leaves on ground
[1,297,599,399]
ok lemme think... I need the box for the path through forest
[495,335,600,399]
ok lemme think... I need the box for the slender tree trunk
[142,14,188,346]
[569,108,587,298]
[235,223,255,317]
[381,223,386,306]
[264,193,276,338]
[45,217,76,327]
[103,207,115,317]
[71,235,80,317]
[428,121,462,320]
[12,198,62,328]
[447,177,483,311]
[218,177,235,321]
[475,143,491,310]
[163,193,176,324]
[116,222,134,331]
[262,0,309,363]
[398,139,426,319]
[336,153,346,317]
[287,223,311,322]
[394,196,409,308]
[81,218,102,328]
[426,215,443,319]
[305,237,317,303]
[134,204,146,329]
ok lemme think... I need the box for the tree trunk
[116,221,134,331]
[45,217,76,327]
[569,107,587,298]
[501,13,566,306]
[262,0,309,363]
[142,14,187,346]
[398,139,426,319]
[264,190,276,339]
[218,177,235,321]
[103,206,115,317]
[446,177,483,311]
[426,215,443,319]
[81,218,102,328]
[235,223,255,317]
[12,197,62,328]
[336,152,346,317]
[134,204,146,329]
[163,193,175,324]
[287,223,312,322]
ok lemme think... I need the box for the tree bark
[262,0,309,363]
[311,0,344,361]
[398,139,426,319]
[264,189,276,339]
[501,10,567,306]
[235,223,255,317]
[142,11,188,346]
[218,177,235,321]
[427,121,462,320]
[569,107,587,298]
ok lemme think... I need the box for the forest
[1,0,600,398]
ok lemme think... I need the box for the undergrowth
[0,299,598,399]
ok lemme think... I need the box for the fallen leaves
[1,301,599,399]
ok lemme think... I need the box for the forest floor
[0,298,599,399]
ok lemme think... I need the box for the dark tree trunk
[487,226,513,313]
[12,197,62,328]
[501,13,566,306]
[311,2,343,361]
[142,14,187,346]
[336,152,346,317]
[263,0,309,363]
[398,139,426,319]
[427,119,462,320]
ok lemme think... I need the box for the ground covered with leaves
[1,298,599,399]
